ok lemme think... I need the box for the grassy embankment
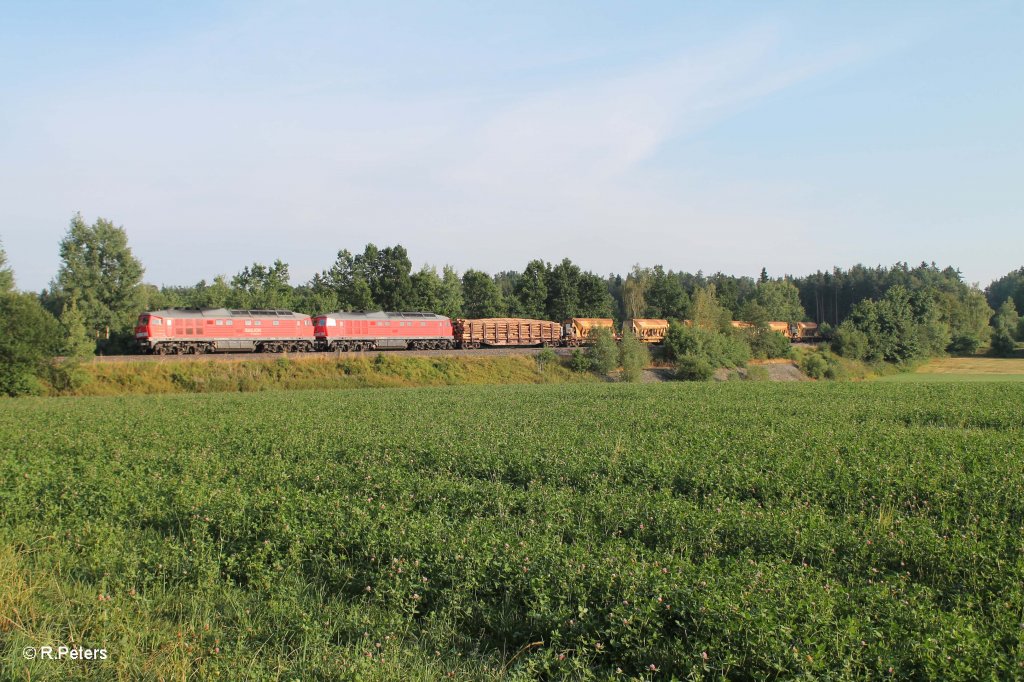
[61,353,593,396]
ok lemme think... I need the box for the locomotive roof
[146,308,309,319]
[316,311,450,321]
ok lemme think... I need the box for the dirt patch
[713,361,808,382]
[640,362,808,383]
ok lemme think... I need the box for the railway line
[81,347,575,364]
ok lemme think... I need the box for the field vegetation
[2,382,1023,680]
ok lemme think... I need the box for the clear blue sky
[2,0,1021,292]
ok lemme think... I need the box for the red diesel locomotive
[313,311,454,351]
[135,308,315,354]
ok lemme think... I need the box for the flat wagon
[453,318,561,349]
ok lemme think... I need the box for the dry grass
[916,357,1024,374]
[875,356,1024,382]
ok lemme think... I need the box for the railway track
[81,347,575,364]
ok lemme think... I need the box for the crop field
[2,383,1023,680]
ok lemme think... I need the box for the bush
[664,322,750,368]
[536,348,559,372]
[676,355,714,381]
[800,352,829,380]
[990,329,1017,357]
[586,328,618,375]
[947,334,981,355]
[747,329,791,359]
[569,349,592,373]
[618,332,649,383]
[831,322,869,360]
[0,293,63,396]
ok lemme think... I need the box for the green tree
[325,249,375,311]
[644,266,689,319]
[0,293,63,395]
[546,259,581,320]
[990,298,1020,356]
[586,327,618,375]
[577,271,615,318]
[618,330,649,382]
[830,321,869,360]
[754,279,805,321]
[292,273,340,315]
[231,260,293,309]
[408,264,464,318]
[622,266,649,321]
[410,265,445,312]
[59,298,95,358]
[513,260,549,318]
[461,270,504,318]
[986,267,1024,314]
[436,266,463,318]
[943,288,993,352]
[0,239,13,293]
[690,285,731,331]
[52,213,145,344]
[371,245,413,310]
[847,285,926,363]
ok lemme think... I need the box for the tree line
[2,214,1022,394]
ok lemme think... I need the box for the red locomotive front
[313,311,454,351]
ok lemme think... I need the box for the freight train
[134,308,819,355]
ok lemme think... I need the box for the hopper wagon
[562,318,616,345]
[626,318,670,344]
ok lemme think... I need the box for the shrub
[676,354,714,381]
[0,293,63,396]
[990,329,1017,357]
[747,329,791,359]
[586,328,618,375]
[947,334,981,355]
[618,332,649,383]
[536,348,558,372]
[569,349,592,373]
[664,322,750,368]
[831,322,869,360]
[800,352,829,380]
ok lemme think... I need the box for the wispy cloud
[0,9,870,288]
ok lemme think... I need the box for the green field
[2,383,1023,680]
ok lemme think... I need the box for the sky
[1,0,1022,292]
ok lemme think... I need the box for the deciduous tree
[52,214,144,343]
